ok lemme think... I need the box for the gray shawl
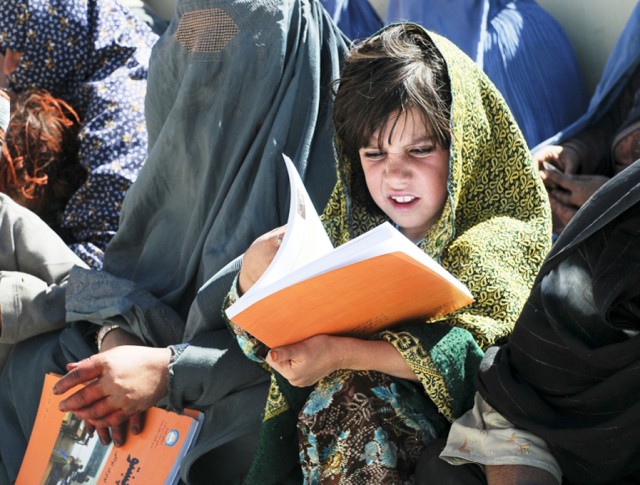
[0,1,348,483]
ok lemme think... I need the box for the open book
[225,155,474,348]
[16,373,203,485]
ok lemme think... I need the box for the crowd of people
[0,0,638,484]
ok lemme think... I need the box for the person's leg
[485,465,558,485]
[415,436,487,485]
[439,393,562,485]
[0,327,92,483]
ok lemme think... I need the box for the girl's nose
[384,155,411,179]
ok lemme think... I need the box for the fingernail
[114,437,123,447]
[58,403,67,411]
[131,425,140,435]
[270,350,279,362]
[100,435,109,446]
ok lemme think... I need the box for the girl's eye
[410,146,434,156]
[362,150,385,160]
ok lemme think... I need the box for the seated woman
[0,89,84,231]
[226,23,551,483]
[386,0,588,148]
[431,152,640,485]
[0,0,157,268]
[535,1,640,235]
[0,0,349,483]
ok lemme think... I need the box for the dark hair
[0,88,84,219]
[333,23,452,162]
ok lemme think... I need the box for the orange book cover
[16,373,203,485]
[225,155,473,349]
[230,250,474,348]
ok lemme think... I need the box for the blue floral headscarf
[0,0,157,268]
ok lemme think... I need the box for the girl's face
[359,108,450,243]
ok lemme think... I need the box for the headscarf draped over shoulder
[323,26,551,420]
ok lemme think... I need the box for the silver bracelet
[96,324,121,351]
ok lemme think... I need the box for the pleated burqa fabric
[0,1,348,483]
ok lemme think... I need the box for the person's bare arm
[266,334,418,387]
[486,465,559,485]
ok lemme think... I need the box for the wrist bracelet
[168,343,190,364]
[96,324,121,351]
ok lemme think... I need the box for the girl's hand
[238,225,286,295]
[266,334,345,387]
[266,335,419,387]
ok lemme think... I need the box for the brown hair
[332,23,452,163]
[0,89,85,219]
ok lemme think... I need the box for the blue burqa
[320,0,383,40]
[387,0,588,148]
[0,1,348,483]
[534,0,640,150]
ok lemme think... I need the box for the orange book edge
[231,251,473,348]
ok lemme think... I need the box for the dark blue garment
[535,0,640,150]
[321,0,383,41]
[387,0,588,148]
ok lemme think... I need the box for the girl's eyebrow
[361,133,435,149]
[408,135,435,144]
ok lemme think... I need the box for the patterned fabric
[298,371,446,485]
[231,25,551,485]
[0,0,157,268]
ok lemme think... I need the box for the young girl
[229,23,551,483]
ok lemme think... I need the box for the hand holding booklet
[225,155,474,348]
[16,373,203,485]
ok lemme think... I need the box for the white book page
[242,155,333,295]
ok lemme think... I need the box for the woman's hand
[541,170,610,207]
[540,171,610,231]
[534,144,581,179]
[238,225,286,295]
[53,345,172,446]
[266,335,419,387]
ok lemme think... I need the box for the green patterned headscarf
[322,26,551,419]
